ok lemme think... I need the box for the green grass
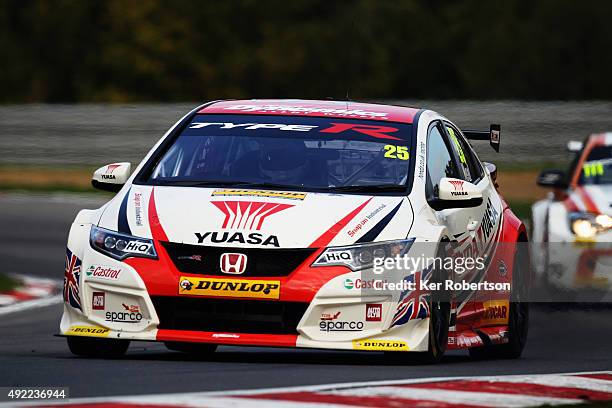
[0,183,116,196]
[507,199,535,221]
[0,183,102,194]
[0,274,19,292]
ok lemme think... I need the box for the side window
[445,123,484,183]
[426,124,460,200]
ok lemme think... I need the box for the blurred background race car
[532,133,612,295]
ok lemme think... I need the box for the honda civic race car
[532,133,612,293]
[61,99,529,362]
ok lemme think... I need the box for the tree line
[1,0,611,103]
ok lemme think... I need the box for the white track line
[488,374,612,393]
[5,371,611,407]
[327,386,580,407]
[0,294,62,316]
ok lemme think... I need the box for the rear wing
[463,124,501,152]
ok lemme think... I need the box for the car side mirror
[429,178,483,211]
[536,169,568,189]
[483,161,497,182]
[92,162,131,192]
[567,141,583,153]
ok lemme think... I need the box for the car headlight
[569,212,612,239]
[90,226,157,260]
[312,239,414,271]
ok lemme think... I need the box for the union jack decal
[391,266,433,327]
[64,248,82,311]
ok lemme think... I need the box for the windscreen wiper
[330,184,407,193]
[154,179,303,190]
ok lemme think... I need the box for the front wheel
[420,298,451,363]
[470,241,530,359]
[67,336,130,358]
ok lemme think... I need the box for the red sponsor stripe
[577,373,612,381]
[402,380,612,400]
[156,329,297,347]
[240,392,482,408]
[576,187,599,214]
[148,188,169,242]
[309,198,373,248]
[563,196,579,212]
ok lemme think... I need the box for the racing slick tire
[164,342,218,356]
[469,239,530,360]
[387,246,451,364]
[67,336,130,358]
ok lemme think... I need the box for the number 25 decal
[384,145,409,160]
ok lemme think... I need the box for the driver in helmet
[258,139,311,185]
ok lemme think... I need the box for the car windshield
[144,115,415,194]
[579,145,612,185]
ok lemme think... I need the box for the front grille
[152,296,309,334]
[161,242,316,277]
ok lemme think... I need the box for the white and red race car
[532,133,612,293]
[61,100,529,362]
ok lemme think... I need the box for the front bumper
[61,225,431,352]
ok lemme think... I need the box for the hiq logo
[325,251,352,262]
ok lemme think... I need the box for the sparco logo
[105,311,143,323]
[319,320,364,332]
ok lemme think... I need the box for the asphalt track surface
[1,193,611,398]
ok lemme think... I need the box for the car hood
[98,185,413,248]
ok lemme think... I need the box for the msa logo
[320,311,341,321]
[449,180,468,196]
[220,253,247,275]
[366,304,382,322]
[92,292,105,310]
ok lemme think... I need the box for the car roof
[588,132,612,146]
[198,99,421,124]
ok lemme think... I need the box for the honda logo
[220,253,247,275]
